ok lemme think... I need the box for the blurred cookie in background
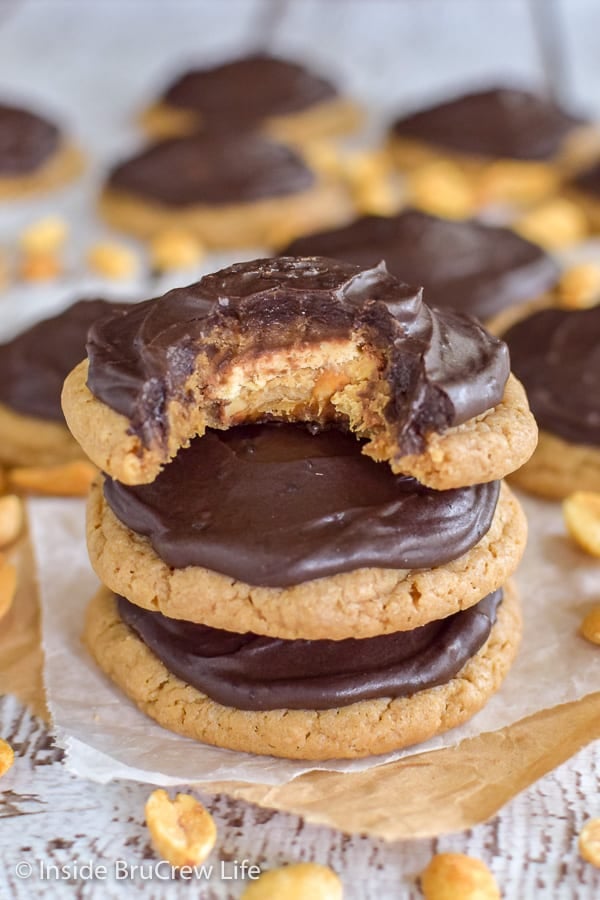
[100,131,353,248]
[0,101,83,200]
[139,52,363,146]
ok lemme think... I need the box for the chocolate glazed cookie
[62,257,537,489]
[504,305,600,497]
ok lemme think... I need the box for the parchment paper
[27,491,600,801]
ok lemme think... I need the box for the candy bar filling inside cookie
[282,211,559,322]
[116,589,503,711]
[63,258,537,489]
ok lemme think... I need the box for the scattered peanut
[563,491,600,558]
[0,558,17,621]
[420,853,500,900]
[145,790,216,868]
[0,495,23,547]
[515,198,588,250]
[7,460,97,497]
[558,263,600,309]
[19,216,68,255]
[19,252,62,282]
[0,738,14,777]
[150,229,204,272]
[579,818,600,868]
[408,161,476,219]
[241,862,343,900]
[580,607,600,645]
[87,241,138,279]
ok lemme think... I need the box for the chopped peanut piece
[7,461,96,497]
[0,495,23,547]
[150,229,204,272]
[563,491,600,558]
[19,216,68,254]
[88,242,138,279]
[145,790,217,868]
[0,739,14,777]
[241,862,343,900]
[558,263,600,309]
[515,198,588,250]
[0,559,17,620]
[581,607,600,645]
[421,853,500,900]
[19,252,62,282]
[580,818,600,868]
[408,161,476,220]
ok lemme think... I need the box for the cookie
[83,582,521,760]
[61,258,537,488]
[0,298,129,467]
[0,101,83,199]
[87,475,526,639]
[139,52,363,145]
[388,87,600,211]
[567,161,600,231]
[282,210,560,323]
[99,133,351,246]
[504,305,600,498]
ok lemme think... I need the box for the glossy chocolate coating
[504,306,600,446]
[118,589,502,710]
[390,87,581,160]
[283,211,559,320]
[104,423,501,586]
[0,299,129,422]
[86,257,510,455]
[106,132,314,207]
[572,161,600,197]
[0,102,60,176]
[161,52,337,128]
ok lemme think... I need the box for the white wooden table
[0,694,599,899]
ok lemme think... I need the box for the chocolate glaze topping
[107,132,315,207]
[391,87,581,161]
[0,102,60,176]
[117,589,502,710]
[504,306,600,446]
[572,161,600,197]
[86,257,510,456]
[283,211,559,320]
[0,299,129,422]
[161,53,337,128]
[104,423,501,587]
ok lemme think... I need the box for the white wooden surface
[0,695,599,898]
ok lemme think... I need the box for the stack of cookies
[61,257,537,760]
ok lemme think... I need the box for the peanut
[421,853,500,900]
[145,790,216,868]
[0,558,17,620]
[0,495,23,547]
[579,818,600,868]
[150,229,204,272]
[19,252,62,282]
[558,263,600,310]
[7,461,97,497]
[563,491,600,558]
[19,216,68,255]
[515,198,588,250]
[241,862,343,900]
[87,242,138,279]
[580,607,600,645]
[0,739,14,777]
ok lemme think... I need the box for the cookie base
[509,430,600,499]
[87,478,526,639]
[0,142,83,200]
[83,581,521,760]
[0,402,83,467]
